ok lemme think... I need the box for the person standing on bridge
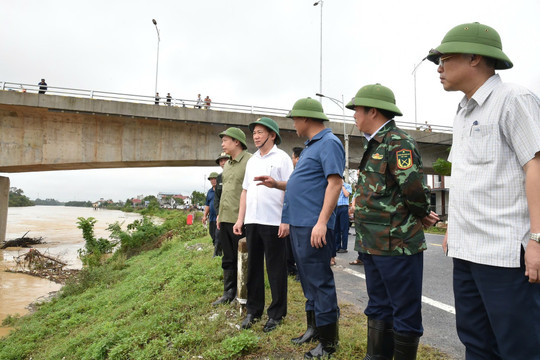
[256,97,344,358]
[154,92,160,105]
[426,22,540,360]
[212,127,252,306]
[347,83,439,360]
[166,93,172,106]
[38,79,47,94]
[233,117,293,332]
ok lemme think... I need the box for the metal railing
[0,80,453,134]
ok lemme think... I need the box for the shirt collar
[305,128,331,146]
[364,120,395,143]
[457,74,501,113]
[231,150,248,163]
[255,144,278,158]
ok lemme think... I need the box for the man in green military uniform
[212,128,252,306]
[346,84,439,360]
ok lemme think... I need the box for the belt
[338,205,348,208]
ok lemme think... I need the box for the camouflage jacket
[354,120,431,256]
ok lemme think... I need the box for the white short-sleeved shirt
[242,145,294,226]
[447,74,540,267]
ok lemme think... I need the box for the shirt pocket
[466,123,498,165]
[360,160,387,196]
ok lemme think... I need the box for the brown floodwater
[0,206,141,337]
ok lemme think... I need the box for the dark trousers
[290,225,338,327]
[284,235,297,275]
[219,222,244,289]
[453,254,540,360]
[245,224,287,320]
[363,252,424,336]
[334,205,349,251]
[209,221,217,245]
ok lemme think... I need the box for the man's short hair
[292,147,303,158]
[363,107,395,121]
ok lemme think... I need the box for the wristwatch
[530,233,540,243]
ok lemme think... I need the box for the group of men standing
[203,21,539,360]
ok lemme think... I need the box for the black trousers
[209,221,217,245]
[219,222,244,290]
[245,224,288,320]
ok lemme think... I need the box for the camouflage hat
[286,97,329,121]
[219,127,247,150]
[248,117,282,145]
[427,22,513,70]
[345,83,403,116]
[215,152,230,165]
[208,172,219,180]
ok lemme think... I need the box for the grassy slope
[0,233,450,360]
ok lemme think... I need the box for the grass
[0,229,451,359]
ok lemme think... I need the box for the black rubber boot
[212,270,236,306]
[363,318,394,360]
[292,310,319,345]
[304,322,339,359]
[393,332,419,360]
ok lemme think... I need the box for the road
[333,231,464,359]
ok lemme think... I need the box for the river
[0,206,141,337]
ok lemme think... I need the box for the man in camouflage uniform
[346,84,439,360]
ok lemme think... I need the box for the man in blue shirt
[255,97,344,359]
[203,172,219,256]
[334,180,352,254]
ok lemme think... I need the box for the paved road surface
[333,231,464,359]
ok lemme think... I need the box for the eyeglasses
[437,54,456,67]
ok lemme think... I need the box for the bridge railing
[0,81,452,134]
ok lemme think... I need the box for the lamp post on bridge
[316,92,350,183]
[313,0,323,103]
[152,19,160,96]
[411,56,427,130]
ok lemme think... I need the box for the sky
[1,0,539,202]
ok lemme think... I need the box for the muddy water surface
[0,206,141,337]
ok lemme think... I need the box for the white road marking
[340,266,456,315]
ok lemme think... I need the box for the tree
[433,158,452,176]
[191,191,206,207]
[8,187,34,207]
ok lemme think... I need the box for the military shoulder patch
[396,149,413,170]
[372,153,384,160]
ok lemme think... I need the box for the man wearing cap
[203,172,219,256]
[347,83,439,359]
[212,128,252,306]
[427,22,540,359]
[256,98,344,358]
[213,152,230,257]
[232,117,294,332]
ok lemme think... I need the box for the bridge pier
[0,176,8,243]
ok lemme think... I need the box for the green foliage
[433,158,452,176]
[8,187,34,207]
[65,201,93,207]
[191,190,206,206]
[220,332,259,358]
[33,198,63,206]
[76,217,116,267]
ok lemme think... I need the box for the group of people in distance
[204,22,540,360]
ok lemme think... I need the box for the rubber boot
[292,310,319,345]
[393,332,419,360]
[363,318,394,360]
[212,270,236,306]
[304,322,339,359]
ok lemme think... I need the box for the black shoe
[263,318,282,333]
[212,294,233,306]
[336,249,348,253]
[304,322,338,359]
[292,310,319,345]
[241,314,261,330]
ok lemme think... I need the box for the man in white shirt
[233,117,294,332]
[427,22,540,359]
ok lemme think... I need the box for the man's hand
[525,240,540,283]
[278,223,289,238]
[311,222,327,248]
[254,175,277,188]
[216,215,220,230]
[442,231,448,256]
[421,211,440,228]
[233,219,243,236]
[202,215,208,225]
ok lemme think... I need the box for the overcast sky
[1,0,539,202]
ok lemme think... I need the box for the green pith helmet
[286,97,329,121]
[248,117,282,145]
[208,172,219,180]
[215,152,230,165]
[427,22,513,70]
[345,83,403,116]
[219,127,248,150]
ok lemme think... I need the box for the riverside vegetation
[0,209,450,359]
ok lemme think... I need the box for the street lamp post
[411,56,427,130]
[313,1,323,103]
[152,19,160,96]
[316,93,350,183]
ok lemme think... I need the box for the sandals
[349,259,364,265]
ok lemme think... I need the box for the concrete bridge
[0,89,453,242]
